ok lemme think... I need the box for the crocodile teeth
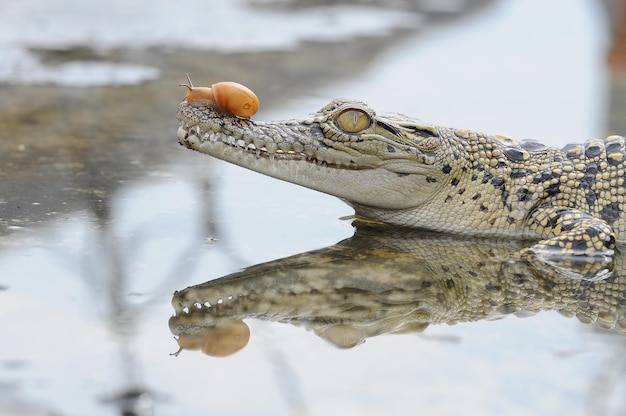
[179,122,356,169]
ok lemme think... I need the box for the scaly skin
[176,99,624,259]
[169,227,626,349]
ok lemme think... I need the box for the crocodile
[176,99,624,261]
[169,226,626,353]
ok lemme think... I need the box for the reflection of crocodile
[177,100,624,263]
[169,226,626,354]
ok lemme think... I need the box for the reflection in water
[170,224,626,355]
[172,320,250,357]
[74,172,222,414]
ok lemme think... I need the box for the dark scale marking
[445,195,453,203]
[542,280,557,291]
[585,226,601,238]
[542,171,554,182]
[585,144,603,158]
[481,172,493,184]
[546,213,559,228]
[503,147,527,162]
[606,141,623,153]
[600,202,621,225]
[584,163,598,174]
[501,189,510,208]
[451,178,460,186]
[545,183,560,197]
[491,176,505,189]
[458,188,466,195]
[608,156,623,166]
[510,168,530,179]
[534,171,554,183]
[517,188,529,201]
[564,144,584,160]
[426,176,438,183]
[387,145,396,153]
[471,174,478,181]
[472,193,482,200]
[479,204,488,212]
[572,239,589,252]
[442,164,452,174]
[583,173,596,186]
[585,190,597,206]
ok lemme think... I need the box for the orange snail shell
[180,74,259,118]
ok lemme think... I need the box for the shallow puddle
[1,1,625,415]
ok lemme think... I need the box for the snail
[179,74,259,118]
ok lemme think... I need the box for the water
[1,0,624,415]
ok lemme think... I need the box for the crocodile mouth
[178,122,363,169]
[172,291,243,316]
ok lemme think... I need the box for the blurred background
[1,0,625,415]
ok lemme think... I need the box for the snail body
[180,74,259,118]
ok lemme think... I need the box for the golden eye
[335,108,371,133]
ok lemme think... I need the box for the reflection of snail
[171,320,250,357]
[179,74,259,118]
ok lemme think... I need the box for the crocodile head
[176,99,447,212]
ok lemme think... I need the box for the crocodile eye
[335,108,371,133]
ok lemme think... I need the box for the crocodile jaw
[176,102,439,210]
